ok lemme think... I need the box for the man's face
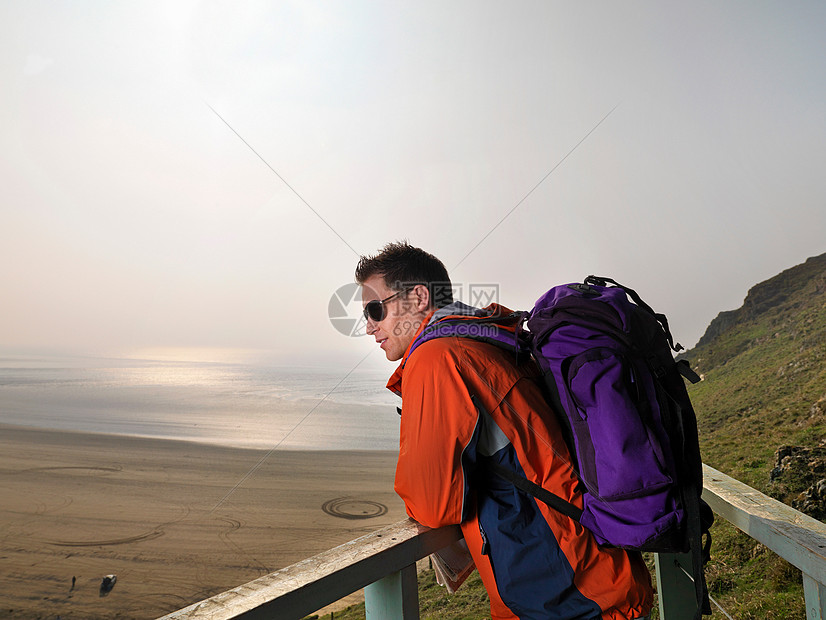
[360,274,429,361]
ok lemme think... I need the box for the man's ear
[412,284,431,311]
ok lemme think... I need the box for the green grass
[699,521,806,619]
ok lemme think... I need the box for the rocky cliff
[681,252,826,520]
[695,252,826,349]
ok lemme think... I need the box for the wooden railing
[157,519,462,619]
[159,464,826,620]
[681,464,826,619]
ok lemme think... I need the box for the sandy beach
[0,424,405,619]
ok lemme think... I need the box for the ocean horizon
[0,353,401,451]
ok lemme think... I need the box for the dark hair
[355,241,453,308]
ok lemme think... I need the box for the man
[356,241,653,620]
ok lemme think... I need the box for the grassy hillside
[311,254,826,619]
[676,252,826,618]
[686,252,826,492]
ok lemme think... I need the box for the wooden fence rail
[701,464,826,619]
[158,464,826,620]
[157,520,461,620]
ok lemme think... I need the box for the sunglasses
[363,288,413,322]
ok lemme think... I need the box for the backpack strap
[676,359,702,384]
[586,275,685,353]
[483,460,583,522]
[469,389,584,524]
[491,458,711,618]
[685,488,713,618]
[406,311,530,364]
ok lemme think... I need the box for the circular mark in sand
[322,497,388,520]
[21,466,123,475]
[47,528,164,547]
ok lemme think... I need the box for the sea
[0,353,402,451]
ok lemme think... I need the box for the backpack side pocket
[565,348,673,501]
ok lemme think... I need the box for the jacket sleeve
[394,342,481,528]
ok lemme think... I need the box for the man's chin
[384,349,403,362]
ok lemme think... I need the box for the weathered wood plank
[157,519,461,620]
[702,464,826,584]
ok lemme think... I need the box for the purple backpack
[413,276,712,615]
[524,276,712,615]
[526,277,707,545]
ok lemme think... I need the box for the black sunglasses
[363,288,413,322]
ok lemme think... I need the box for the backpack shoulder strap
[407,311,530,362]
[586,275,684,353]
[483,460,583,522]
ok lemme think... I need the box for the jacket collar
[385,301,484,396]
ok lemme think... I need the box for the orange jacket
[387,304,654,619]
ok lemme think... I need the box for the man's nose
[365,316,377,335]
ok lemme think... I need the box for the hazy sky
[2,1,825,370]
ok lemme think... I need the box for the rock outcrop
[769,442,826,521]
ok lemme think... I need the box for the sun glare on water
[124,347,269,365]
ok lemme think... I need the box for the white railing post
[364,564,419,619]
[804,573,826,620]
[654,551,699,620]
